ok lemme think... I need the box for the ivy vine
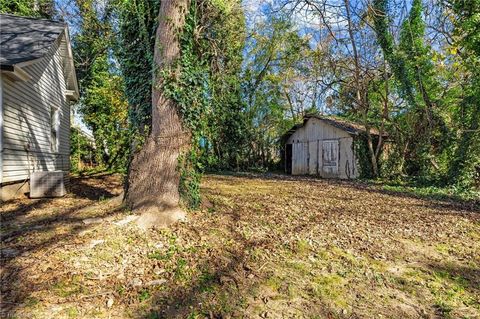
[161,1,213,208]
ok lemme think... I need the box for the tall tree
[125,0,190,228]
[372,0,452,177]
[205,1,249,171]
[80,57,130,170]
[73,0,130,171]
[447,0,480,187]
[242,14,312,168]
[0,0,55,18]
[342,0,383,177]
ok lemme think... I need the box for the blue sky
[61,0,417,133]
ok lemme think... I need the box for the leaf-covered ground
[1,173,479,318]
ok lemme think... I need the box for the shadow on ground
[0,173,124,317]
[69,172,122,200]
[214,172,480,213]
[1,173,478,318]
[138,199,336,319]
[137,173,479,318]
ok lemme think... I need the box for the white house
[0,14,79,200]
[284,115,386,179]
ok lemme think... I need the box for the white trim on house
[65,90,78,100]
[1,66,32,82]
[0,74,3,184]
[15,57,45,69]
[12,66,32,81]
[63,27,79,99]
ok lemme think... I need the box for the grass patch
[286,260,309,274]
[198,269,217,293]
[23,297,40,308]
[311,274,348,308]
[428,270,479,313]
[380,183,480,203]
[147,250,172,261]
[435,243,451,255]
[139,289,151,302]
[52,276,87,298]
[265,275,283,292]
[393,267,479,317]
[294,239,311,255]
[174,258,189,280]
[65,306,79,318]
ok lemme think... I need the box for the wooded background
[2,0,479,206]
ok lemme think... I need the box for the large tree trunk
[125,0,190,229]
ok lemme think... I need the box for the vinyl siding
[286,117,358,179]
[1,34,70,183]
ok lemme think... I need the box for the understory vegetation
[1,1,479,318]
[2,0,478,204]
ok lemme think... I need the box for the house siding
[1,34,70,184]
[0,75,3,184]
[286,117,358,179]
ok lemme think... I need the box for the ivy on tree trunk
[125,0,190,228]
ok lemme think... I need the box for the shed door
[322,140,339,174]
[285,144,292,174]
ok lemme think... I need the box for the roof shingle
[0,14,65,66]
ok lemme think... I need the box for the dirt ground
[1,173,479,319]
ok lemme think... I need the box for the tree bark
[125,0,190,229]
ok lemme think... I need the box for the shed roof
[0,14,66,66]
[283,114,387,142]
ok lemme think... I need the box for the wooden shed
[0,14,79,200]
[283,115,384,179]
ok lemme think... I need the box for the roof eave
[0,65,32,81]
[63,26,79,99]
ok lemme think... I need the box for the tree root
[135,206,186,230]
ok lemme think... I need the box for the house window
[51,106,59,152]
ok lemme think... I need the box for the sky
[64,0,350,134]
[61,0,418,135]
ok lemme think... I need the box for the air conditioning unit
[30,171,67,198]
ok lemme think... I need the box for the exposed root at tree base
[135,206,186,230]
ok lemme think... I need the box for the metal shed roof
[283,114,388,142]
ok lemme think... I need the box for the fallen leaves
[1,173,479,318]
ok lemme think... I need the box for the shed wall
[286,117,357,179]
[1,35,70,184]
